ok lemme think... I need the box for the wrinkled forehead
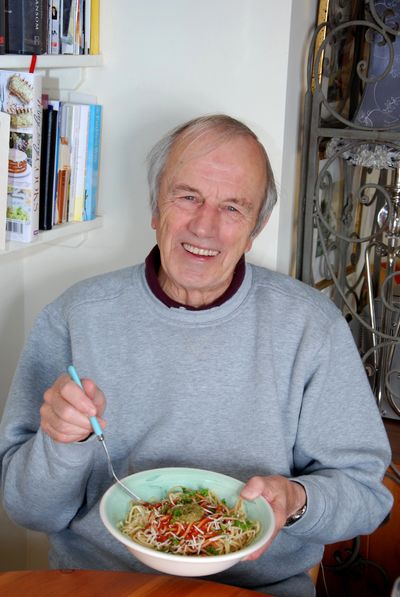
[164,128,266,181]
[171,128,235,160]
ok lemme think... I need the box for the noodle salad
[118,487,261,556]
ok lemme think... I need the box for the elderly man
[0,115,393,597]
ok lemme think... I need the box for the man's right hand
[40,374,106,443]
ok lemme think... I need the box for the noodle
[118,486,260,556]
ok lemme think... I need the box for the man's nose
[188,203,219,237]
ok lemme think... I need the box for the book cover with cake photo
[0,111,10,251]
[0,70,43,243]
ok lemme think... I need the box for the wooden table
[0,570,269,596]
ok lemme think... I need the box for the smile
[182,243,219,257]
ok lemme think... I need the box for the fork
[67,365,140,502]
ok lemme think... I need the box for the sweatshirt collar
[145,245,245,310]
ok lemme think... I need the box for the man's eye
[183,195,195,201]
[226,205,239,213]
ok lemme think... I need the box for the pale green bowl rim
[99,466,275,563]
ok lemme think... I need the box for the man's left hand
[240,475,307,560]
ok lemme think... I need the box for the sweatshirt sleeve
[286,315,393,543]
[0,305,97,533]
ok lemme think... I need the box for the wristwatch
[284,501,307,527]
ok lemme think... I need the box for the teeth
[183,243,219,257]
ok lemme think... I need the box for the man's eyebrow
[169,183,200,194]
[169,184,253,210]
[225,197,254,212]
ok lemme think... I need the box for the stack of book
[0,0,100,56]
[0,69,102,245]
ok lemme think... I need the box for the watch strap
[284,501,307,527]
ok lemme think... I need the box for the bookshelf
[0,217,103,257]
[0,54,103,258]
[0,55,103,70]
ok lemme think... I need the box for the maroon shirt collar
[145,245,245,310]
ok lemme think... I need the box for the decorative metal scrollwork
[298,0,400,419]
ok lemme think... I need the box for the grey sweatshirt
[0,262,393,597]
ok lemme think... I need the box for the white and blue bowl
[99,466,275,577]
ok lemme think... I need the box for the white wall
[0,259,26,569]
[0,0,317,570]
[278,0,318,275]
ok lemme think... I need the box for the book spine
[84,103,101,221]
[47,100,60,224]
[67,103,80,220]
[41,0,49,54]
[50,0,60,54]
[84,0,91,54]
[60,0,75,54]
[31,77,42,239]
[55,141,70,224]
[57,102,72,223]
[39,107,57,230]
[72,103,90,221]
[47,0,51,53]
[6,0,49,55]
[73,0,80,54]
[0,0,5,54]
[90,0,99,55]
[83,103,96,220]
[5,0,22,54]
[39,106,50,229]
[0,112,10,250]
[78,0,84,54]
[46,110,58,227]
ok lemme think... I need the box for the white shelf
[0,217,103,257]
[0,56,103,259]
[0,54,103,70]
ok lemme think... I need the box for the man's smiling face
[151,130,267,307]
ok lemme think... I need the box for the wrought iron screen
[297,0,400,420]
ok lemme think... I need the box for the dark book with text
[0,0,5,54]
[5,0,48,55]
[39,107,58,230]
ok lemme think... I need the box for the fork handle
[67,365,103,437]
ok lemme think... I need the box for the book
[65,102,81,220]
[2,71,42,243]
[55,102,73,223]
[5,0,48,55]
[55,137,70,224]
[39,104,50,229]
[0,111,10,250]
[60,0,75,54]
[47,99,61,225]
[39,106,58,230]
[49,0,61,54]
[0,0,5,54]
[90,0,99,54]
[83,103,102,221]
[74,0,83,55]
[84,0,91,54]
[72,102,90,220]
